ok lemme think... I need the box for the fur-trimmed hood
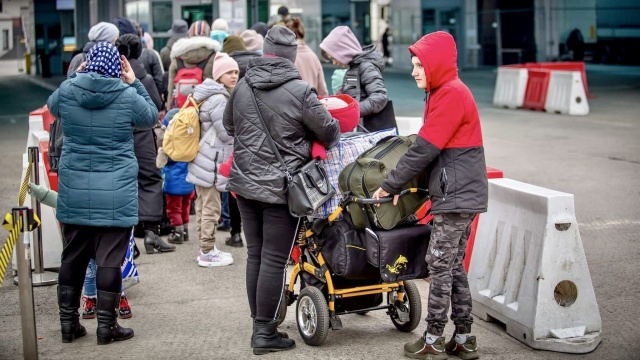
[170,37,221,62]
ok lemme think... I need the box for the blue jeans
[83,259,124,297]
[220,192,230,227]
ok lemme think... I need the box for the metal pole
[14,207,39,360]
[26,147,57,286]
[495,9,502,66]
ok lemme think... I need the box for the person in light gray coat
[188,52,239,268]
[187,78,233,189]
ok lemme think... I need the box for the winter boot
[225,233,244,247]
[58,286,87,343]
[252,320,295,355]
[143,230,176,254]
[167,225,184,244]
[96,290,134,345]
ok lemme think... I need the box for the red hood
[408,31,458,92]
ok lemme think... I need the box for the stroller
[277,188,431,346]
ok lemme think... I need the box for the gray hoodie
[186,79,232,189]
[341,44,388,117]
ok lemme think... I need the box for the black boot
[96,291,134,345]
[252,320,295,355]
[225,233,244,247]
[183,226,189,242]
[58,286,87,343]
[167,225,184,244]
[143,230,176,254]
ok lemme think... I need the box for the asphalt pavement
[0,60,639,359]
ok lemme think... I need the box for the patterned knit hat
[80,42,122,78]
[189,20,211,37]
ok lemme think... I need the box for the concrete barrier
[544,71,589,116]
[493,67,528,109]
[469,178,602,353]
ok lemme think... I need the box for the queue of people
[48,8,485,360]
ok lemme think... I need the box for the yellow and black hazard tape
[0,161,41,287]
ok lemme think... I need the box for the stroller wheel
[389,280,422,332]
[296,287,329,346]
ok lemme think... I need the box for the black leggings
[236,195,299,322]
[58,224,130,293]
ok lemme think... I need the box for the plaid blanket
[312,128,398,219]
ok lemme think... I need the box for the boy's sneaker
[445,335,479,360]
[81,296,96,319]
[404,335,448,360]
[118,294,133,319]
[198,249,234,267]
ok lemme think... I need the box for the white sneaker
[214,245,233,258]
[197,249,234,267]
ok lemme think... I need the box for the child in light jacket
[187,52,239,267]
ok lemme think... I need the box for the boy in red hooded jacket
[373,32,487,360]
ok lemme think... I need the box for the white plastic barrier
[468,178,602,354]
[493,67,528,109]
[395,116,423,136]
[544,70,589,115]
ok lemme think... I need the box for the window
[152,1,173,33]
[125,1,150,32]
[3,29,9,50]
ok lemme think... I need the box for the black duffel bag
[365,224,431,282]
[314,218,380,281]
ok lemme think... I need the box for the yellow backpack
[162,95,202,162]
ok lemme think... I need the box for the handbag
[249,87,335,217]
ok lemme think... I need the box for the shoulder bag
[249,87,335,217]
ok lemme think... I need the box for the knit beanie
[212,18,229,32]
[88,22,119,43]
[263,25,297,63]
[169,19,189,37]
[319,26,363,65]
[241,30,264,52]
[212,52,239,81]
[319,94,360,133]
[189,20,211,37]
[116,34,143,60]
[223,35,246,54]
[250,22,269,38]
[210,30,228,47]
[112,17,137,36]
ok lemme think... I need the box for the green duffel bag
[338,135,429,230]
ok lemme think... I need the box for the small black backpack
[48,118,64,173]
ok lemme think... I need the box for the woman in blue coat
[47,42,158,345]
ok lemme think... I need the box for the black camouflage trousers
[425,213,476,336]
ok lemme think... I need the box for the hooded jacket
[130,58,162,111]
[380,32,488,214]
[229,50,261,79]
[166,37,220,109]
[46,73,158,227]
[223,57,340,204]
[341,44,388,117]
[160,36,183,71]
[186,79,233,189]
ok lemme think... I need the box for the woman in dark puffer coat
[47,42,157,345]
[223,26,340,355]
[116,34,175,255]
